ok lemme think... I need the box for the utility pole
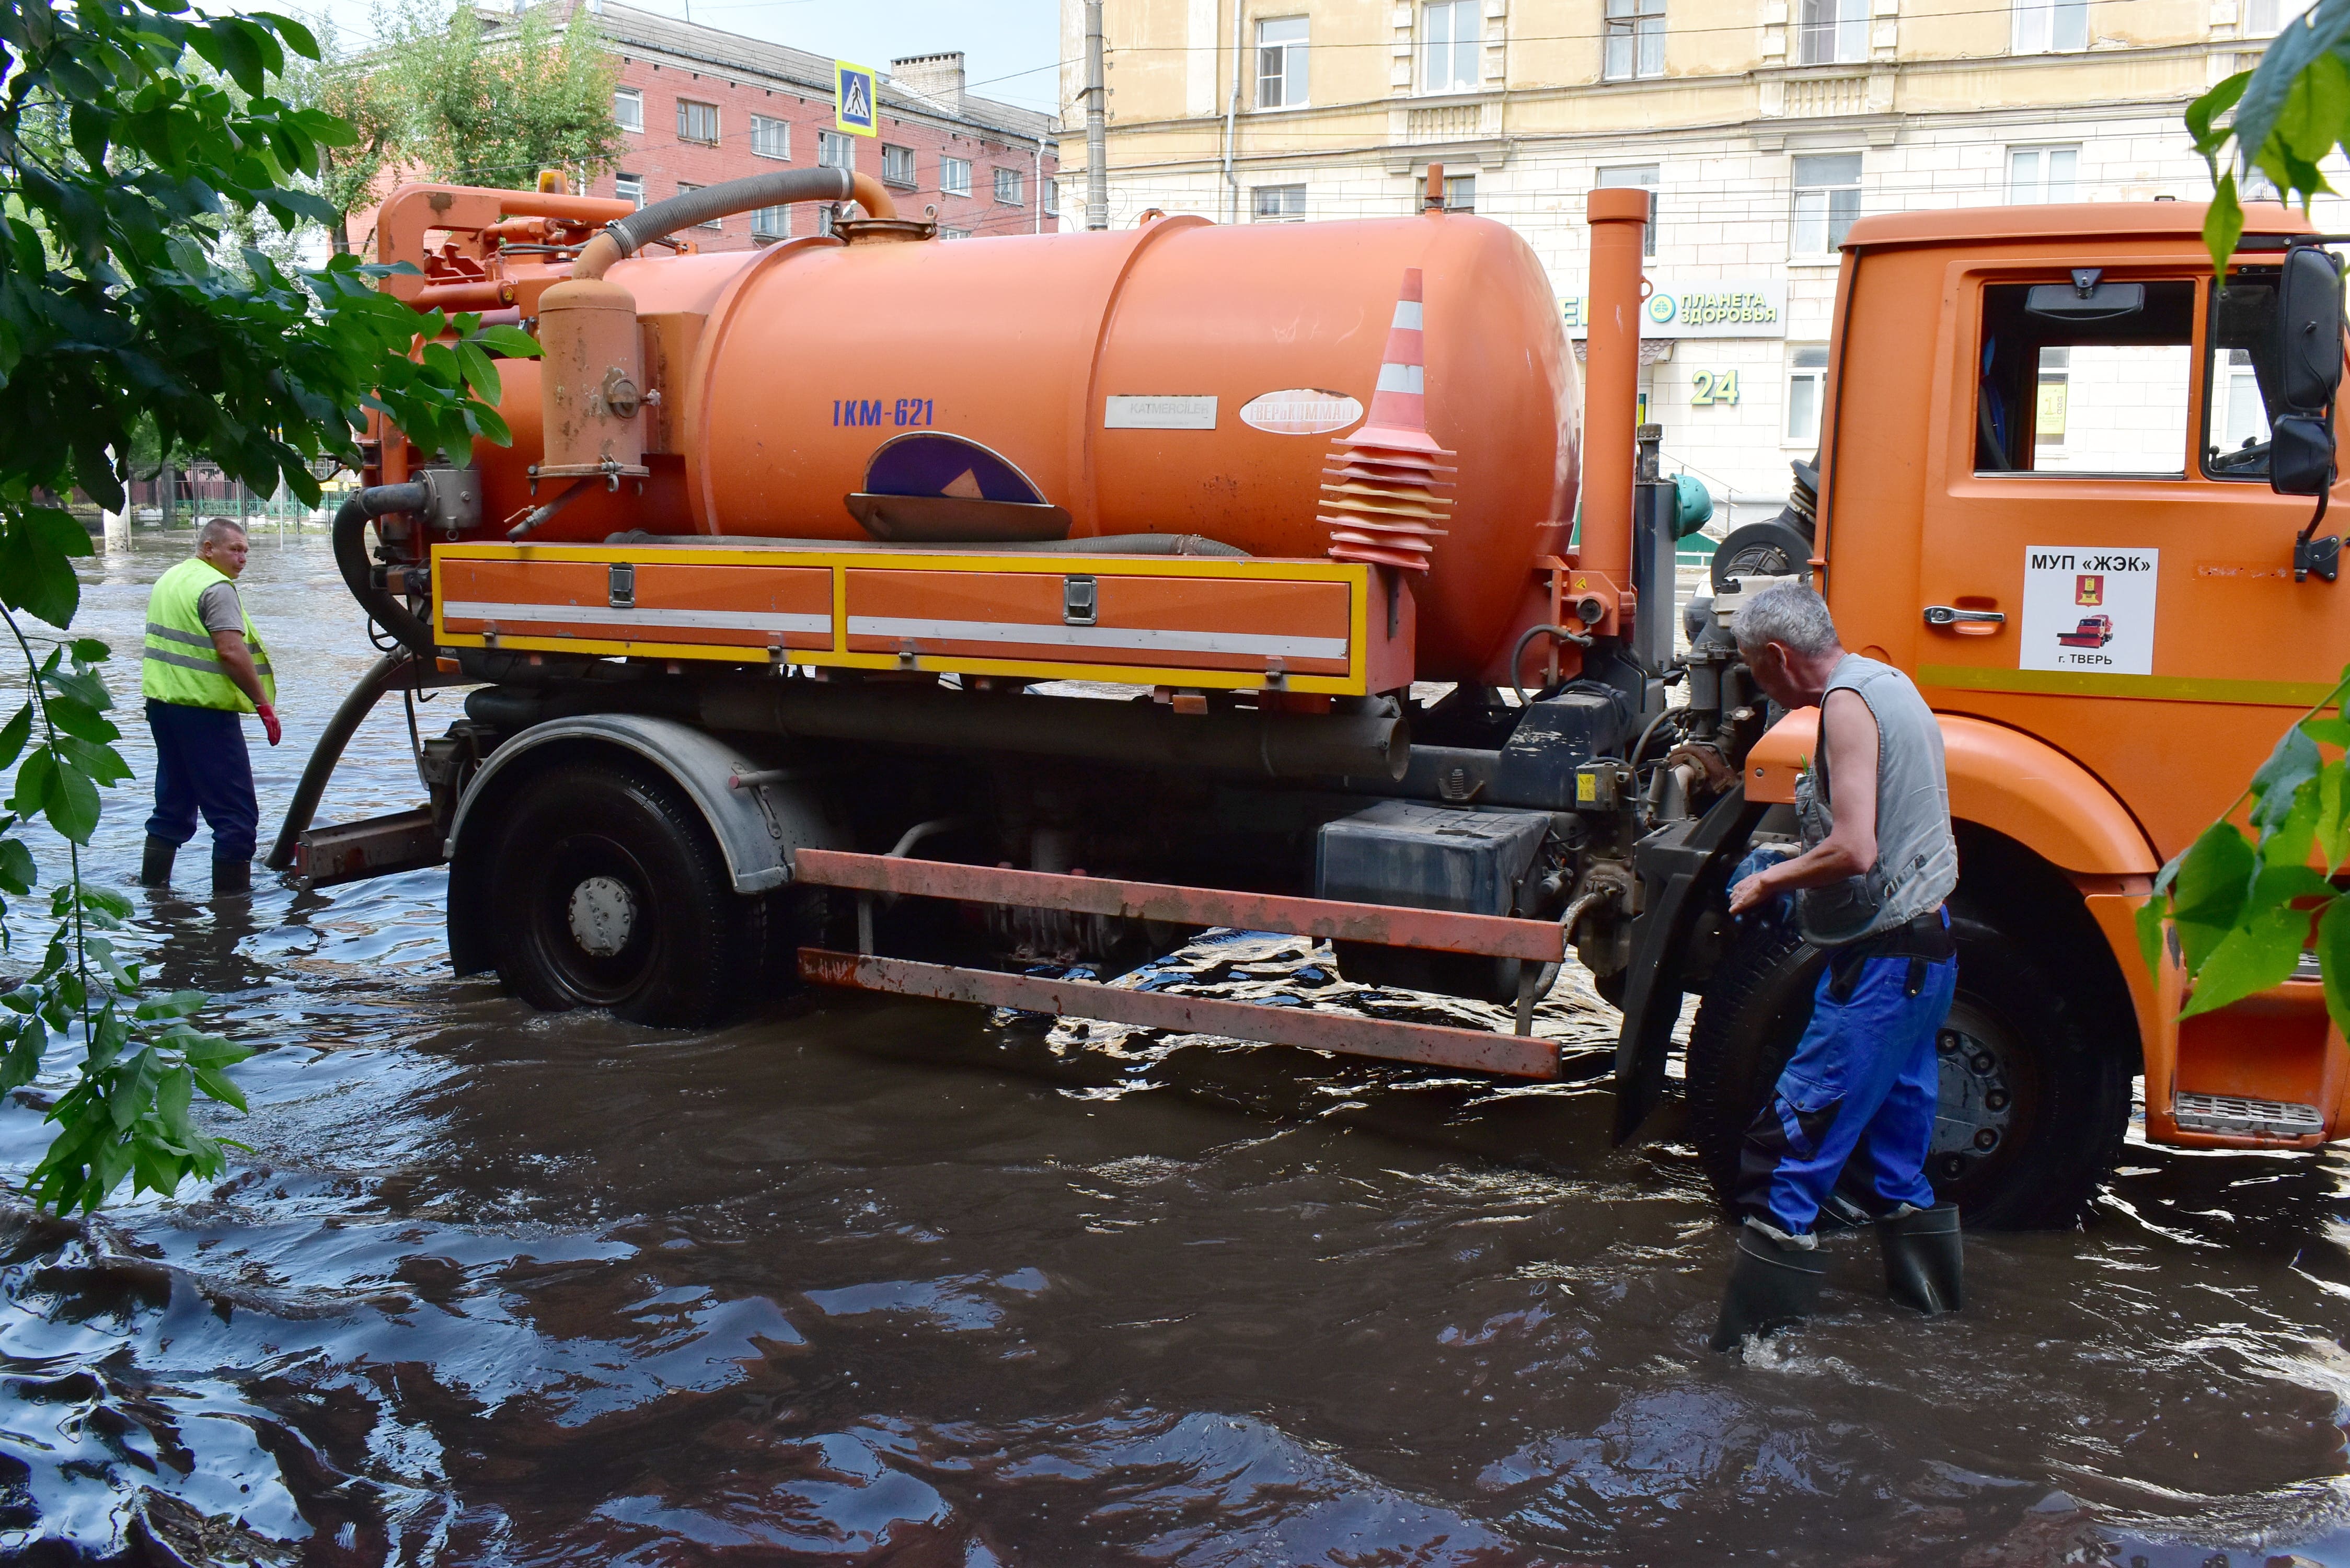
[1084,0,1108,230]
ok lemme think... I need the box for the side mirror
[2270,247,2344,498]
[2277,245,2345,411]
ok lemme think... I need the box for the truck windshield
[1974,279,2194,478]
[2204,270,2282,482]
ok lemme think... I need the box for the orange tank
[471,214,1576,681]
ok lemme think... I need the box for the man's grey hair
[1733,582,1841,658]
[195,517,247,549]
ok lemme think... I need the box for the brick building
[542,1,1059,248]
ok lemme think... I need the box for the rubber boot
[1877,1203,1963,1316]
[211,857,251,897]
[1710,1225,1826,1353]
[139,836,177,888]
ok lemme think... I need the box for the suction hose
[332,483,434,658]
[571,167,899,279]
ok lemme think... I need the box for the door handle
[1923,606,2006,628]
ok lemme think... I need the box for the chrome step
[2172,1091,2326,1138]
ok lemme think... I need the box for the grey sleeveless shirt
[1791,654,1960,946]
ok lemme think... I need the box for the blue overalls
[1733,912,1956,1236]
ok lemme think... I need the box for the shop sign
[1562,280,1789,340]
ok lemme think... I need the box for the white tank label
[1238,389,1365,436]
[1104,395,1218,430]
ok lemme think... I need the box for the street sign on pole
[834,60,878,137]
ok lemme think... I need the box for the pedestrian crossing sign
[835,60,878,137]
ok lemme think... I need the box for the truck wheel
[1684,915,2129,1230]
[484,758,762,1027]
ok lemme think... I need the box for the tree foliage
[2189,0,2350,267]
[2140,671,2350,1040]
[370,0,624,194]
[0,0,537,1209]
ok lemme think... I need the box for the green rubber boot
[1710,1225,1826,1353]
[139,836,177,888]
[1877,1203,1963,1316]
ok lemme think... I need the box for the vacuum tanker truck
[280,166,2350,1228]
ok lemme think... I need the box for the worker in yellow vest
[139,519,280,894]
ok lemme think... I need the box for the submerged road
[0,530,2339,1565]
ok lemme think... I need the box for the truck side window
[1974,279,2195,478]
[2204,269,2282,481]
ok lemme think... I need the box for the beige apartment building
[1057,0,2326,518]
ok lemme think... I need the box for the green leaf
[2319,898,2350,1043]
[42,697,119,747]
[0,841,35,898]
[2180,899,2314,1018]
[2187,70,2252,162]
[2170,821,2259,973]
[2303,717,2350,749]
[2252,724,2322,834]
[2137,890,2170,984]
[191,1065,247,1114]
[0,708,33,774]
[132,991,208,1021]
[475,324,545,359]
[2205,170,2248,276]
[42,761,101,846]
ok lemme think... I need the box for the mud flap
[1612,787,1767,1142]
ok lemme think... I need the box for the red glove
[255,703,282,747]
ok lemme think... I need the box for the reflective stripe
[1376,363,1424,394]
[846,615,1346,661]
[440,600,828,636]
[144,621,214,649]
[1391,301,1424,330]
[142,647,224,674]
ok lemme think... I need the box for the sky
[295,0,1068,114]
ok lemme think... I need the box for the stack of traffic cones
[1320,268,1454,573]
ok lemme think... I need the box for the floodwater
[0,530,2340,1566]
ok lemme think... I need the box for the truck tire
[483,757,764,1027]
[1684,913,2130,1229]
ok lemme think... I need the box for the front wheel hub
[568,874,637,956]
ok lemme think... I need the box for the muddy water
[0,531,2340,1566]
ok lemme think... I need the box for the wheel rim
[526,834,660,1007]
[1928,996,2035,1201]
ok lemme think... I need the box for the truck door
[1914,259,2350,857]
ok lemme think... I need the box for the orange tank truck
[285,166,2350,1230]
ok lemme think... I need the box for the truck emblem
[1239,388,1364,435]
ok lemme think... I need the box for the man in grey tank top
[1709,583,1964,1352]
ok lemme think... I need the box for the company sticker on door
[2019,545,2158,675]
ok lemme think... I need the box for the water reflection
[0,533,2336,1564]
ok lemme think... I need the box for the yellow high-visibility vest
[141,558,275,712]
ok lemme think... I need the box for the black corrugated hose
[332,483,434,657]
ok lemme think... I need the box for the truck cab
[1711,203,2350,1205]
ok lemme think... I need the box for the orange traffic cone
[1320,268,1455,573]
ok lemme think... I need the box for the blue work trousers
[144,699,258,863]
[1733,941,1956,1236]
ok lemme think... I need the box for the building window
[1597,163,1660,257]
[752,205,789,241]
[676,181,721,228]
[614,87,643,132]
[941,227,972,240]
[818,206,838,236]
[1791,152,1861,256]
[1604,0,1666,80]
[941,156,972,196]
[2244,0,2312,33]
[1795,0,1868,64]
[1044,179,1058,216]
[882,144,917,187]
[818,130,854,170]
[614,171,644,209]
[751,114,790,160]
[995,166,1024,204]
[1785,346,1829,444]
[2011,0,2088,53]
[1257,17,1309,108]
[1411,173,1474,212]
[1254,183,1307,222]
[677,98,719,144]
[2007,144,2079,203]
[1423,1,1479,92]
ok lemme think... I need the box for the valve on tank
[535,270,649,482]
